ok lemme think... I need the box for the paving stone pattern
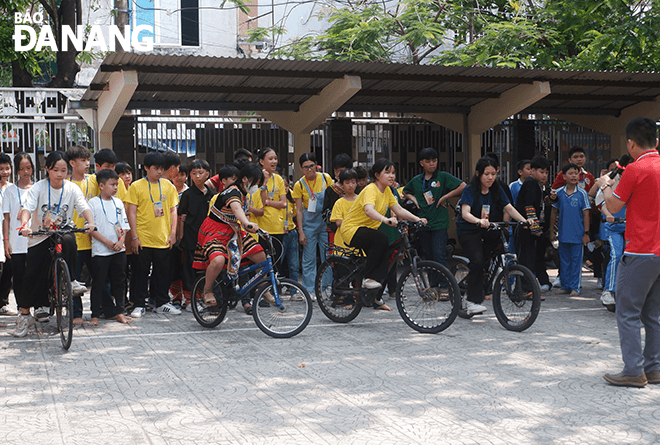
[1,272,659,445]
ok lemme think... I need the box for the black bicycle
[191,229,313,338]
[450,221,542,332]
[315,220,460,334]
[26,227,90,350]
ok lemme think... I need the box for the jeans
[615,255,660,376]
[418,228,448,267]
[301,228,328,293]
[282,229,300,282]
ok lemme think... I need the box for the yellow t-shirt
[291,173,334,210]
[246,190,262,240]
[71,175,96,250]
[330,197,357,251]
[126,178,179,249]
[256,174,286,235]
[340,183,398,245]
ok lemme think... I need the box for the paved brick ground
[1,271,659,445]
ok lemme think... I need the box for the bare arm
[3,214,11,258]
[229,201,258,232]
[128,203,140,254]
[403,192,420,209]
[295,197,306,245]
[167,206,177,248]
[550,207,558,241]
[437,182,466,207]
[582,209,590,245]
[390,203,423,222]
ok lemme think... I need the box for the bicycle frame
[483,223,522,296]
[217,233,283,308]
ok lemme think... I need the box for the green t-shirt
[403,171,462,230]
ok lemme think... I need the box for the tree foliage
[254,0,660,72]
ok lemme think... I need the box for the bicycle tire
[449,257,474,319]
[315,256,362,323]
[395,260,460,333]
[492,264,541,331]
[253,278,312,338]
[54,258,73,350]
[191,276,227,328]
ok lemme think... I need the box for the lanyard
[301,174,326,201]
[101,197,119,225]
[48,179,64,213]
[147,179,162,203]
[480,192,490,207]
[423,174,433,192]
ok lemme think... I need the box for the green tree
[253,0,660,71]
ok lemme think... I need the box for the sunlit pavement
[2,270,658,445]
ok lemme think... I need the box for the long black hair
[236,163,263,194]
[469,156,501,202]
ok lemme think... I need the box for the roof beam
[99,63,660,88]
[124,101,300,111]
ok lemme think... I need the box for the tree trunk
[114,0,129,52]
[48,0,80,88]
[11,60,33,87]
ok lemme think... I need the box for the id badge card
[284,219,289,230]
[268,191,275,199]
[423,190,434,205]
[307,197,317,213]
[154,201,164,217]
[481,205,491,220]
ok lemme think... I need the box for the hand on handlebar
[245,223,259,234]
[384,216,398,227]
[606,215,615,223]
[477,218,490,229]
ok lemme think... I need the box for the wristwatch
[600,183,612,191]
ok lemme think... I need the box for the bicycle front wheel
[253,278,312,338]
[54,258,73,350]
[396,260,460,333]
[492,264,541,332]
[191,276,227,328]
[315,256,362,323]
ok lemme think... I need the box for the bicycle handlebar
[397,220,426,230]
[487,221,529,230]
[22,227,97,237]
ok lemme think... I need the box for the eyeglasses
[301,164,316,171]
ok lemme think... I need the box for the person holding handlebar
[14,151,95,337]
[456,156,534,315]
[340,158,426,293]
[193,163,273,307]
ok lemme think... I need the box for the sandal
[203,290,217,306]
[243,303,252,315]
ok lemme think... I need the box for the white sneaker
[0,305,18,316]
[601,290,616,306]
[552,277,562,288]
[466,300,487,315]
[130,307,146,318]
[540,284,551,293]
[34,306,50,322]
[154,302,182,315]
[71,280,87,295]
[13,313,35,337]
[362,278,382,290]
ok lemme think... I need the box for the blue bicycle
[191,229,313,338]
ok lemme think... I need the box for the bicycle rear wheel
[253,278,312,338]
[315,256,362,323]
[191,276,227,328]
[54,258,73,350]
[396,260,460,333]
[492,264,541,332]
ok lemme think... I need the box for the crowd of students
[0,143,623,337]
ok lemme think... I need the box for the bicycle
[450,221,542,332]
[315,220,460,334]
[25,227,91,350]
[191,229,313,338]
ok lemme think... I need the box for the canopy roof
[81,53,660,116]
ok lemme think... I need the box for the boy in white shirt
[88,169,131,325]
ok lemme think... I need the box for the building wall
[76,0,237,86]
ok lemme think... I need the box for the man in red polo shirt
[596,117,660,388]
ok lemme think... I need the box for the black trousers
[22,233,77,310]
[517,229,550,286]
[91,252,127,318]
[349,227,389,283]
[181,249,200,293]
[2,254,26,308]
[458,230,500,304]
[131,247,172,308]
